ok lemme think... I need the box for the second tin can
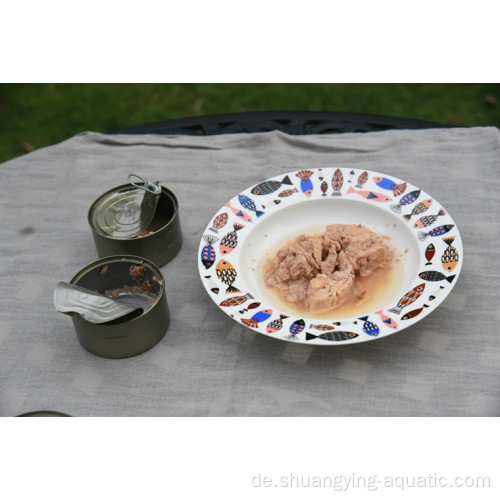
[68,255,169,359]
[88,182,182,267]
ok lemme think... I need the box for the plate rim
[198,167,463,346]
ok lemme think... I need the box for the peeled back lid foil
[91,174,161,239]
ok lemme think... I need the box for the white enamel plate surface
[198,168,463,345]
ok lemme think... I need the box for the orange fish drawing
[441,237,459,272]
[388,283,426,315]
[402,198,433,221]
[219,293,254,307]
[215,259,240,293]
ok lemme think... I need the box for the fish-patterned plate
[198,168,463,345]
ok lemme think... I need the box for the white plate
[198,168,463,345]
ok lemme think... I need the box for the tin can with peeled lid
[67,255,169,359]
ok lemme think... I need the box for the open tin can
[88,178,182,267]
[68,255,169,359]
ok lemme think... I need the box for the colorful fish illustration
[331,168,343,196]
[286,319,305,340]
[224,201,253,223]
[251,175,293,196]
[278,187,299,198]
[239,302,261,314]
[241,308,273,328]
[356,171,368,188]
[425,243,436,266]
[238,194,265,218]
[429,285,445,301]
[402,198,433,221]
[266,314,289,333]
[347,185,392,202]
[219,292,254,307]
[418,225,454,241]
[390,189,421,214]
[413,208,447,228]
[306,331,358,342]
[373,175,398,191]
[320,181,328,196]
[358,315,380,337]
[219,223,244,255]
[200,235,218,269]
[419,271,456,283]
[209,212,228,233]
[391,182,407,197]
[215,259,240,293]
[441,237,459,273]
[388,283,426,315]
[309,323,335,332]
[374,310,398,330]
[296,170,314,197]
[402,304,430,320]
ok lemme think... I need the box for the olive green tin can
[68,255,169,359]
[88,183,182,268]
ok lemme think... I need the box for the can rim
[87,183,179,240]
[69,255,165,325]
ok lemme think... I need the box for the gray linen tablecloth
[1,127,498,417]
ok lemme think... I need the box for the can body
[88,185,182,267]
[69,256,169,359]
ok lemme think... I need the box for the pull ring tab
[128,173,161,195]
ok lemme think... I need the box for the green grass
[1,83,499,163]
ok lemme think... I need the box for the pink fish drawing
[374,310,398,330]
[347,186,392,202]
[224,201,253,223]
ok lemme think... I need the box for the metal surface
[88,185,182,267]
[67,255,169,359]
[109,111,454,136]
[90,175,161,239]
[53,281,143,324]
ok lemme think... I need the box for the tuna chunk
[306,252,355,313]
[266,224,392,314]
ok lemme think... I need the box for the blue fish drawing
[241,308,273,328]
[295,170,314,197]
[238,194,265,218]
[285,319,305,340]
[373,175,397,191]
[358,315,380,337]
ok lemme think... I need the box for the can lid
[90,174,161,239]
[53,282,145,323]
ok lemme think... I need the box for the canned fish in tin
[67,255,170,359]
[88,175,182,267]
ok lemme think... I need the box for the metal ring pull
[128,173,162,195]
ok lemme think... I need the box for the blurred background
[1,83,499,164]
